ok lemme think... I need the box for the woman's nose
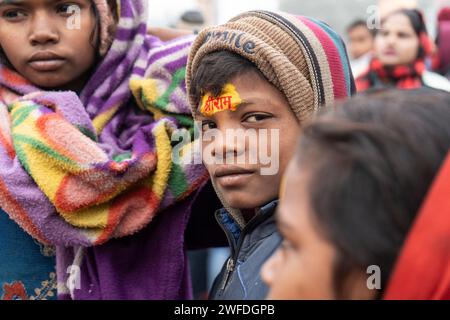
[385,34,397,46]
[28,13,60,46]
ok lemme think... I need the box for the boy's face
[196,72,300,210]
[0,0,98,91]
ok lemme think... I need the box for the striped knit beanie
[186,10,355,122]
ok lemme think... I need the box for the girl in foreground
[262,89,450,299]
[0,0,207,299]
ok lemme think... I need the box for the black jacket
[209,200,282,300]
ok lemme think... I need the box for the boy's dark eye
[243,113,272,123]
[201,120,217,131]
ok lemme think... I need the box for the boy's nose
[28,14,60,46]
[211,130,246,160]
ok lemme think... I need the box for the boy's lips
[28,51,66,72]
[213,165,256,188]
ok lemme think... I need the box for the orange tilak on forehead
[200,83,242,117]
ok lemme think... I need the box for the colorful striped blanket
[0,0,207,298]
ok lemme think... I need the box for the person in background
[262,89,450,300]
[435,7,450,78]
[176,10,206,34]
[356,9,450,93]
[347,19,375,78]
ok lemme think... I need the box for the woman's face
[374,13,420,67]
[261,159,376,300]
[0,0,98,91]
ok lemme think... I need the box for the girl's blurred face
[0,0,98,91]
[374,13,420,67]
[261,160,376,300]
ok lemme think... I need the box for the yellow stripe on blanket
[130,78,166,120]
[143,120,172,199]
[61,203,110,229]
[92,104,120,135]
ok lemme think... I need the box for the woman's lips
[28,59,66,72]
[383,49,397,56]
[28,51,66,72]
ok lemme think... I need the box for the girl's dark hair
[90,2,102,63]
[378,9,428,59]
[296,88,450,299]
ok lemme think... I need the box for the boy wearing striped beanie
[186,10,355,299]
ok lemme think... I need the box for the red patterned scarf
[356,58,426,91]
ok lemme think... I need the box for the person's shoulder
[422,71,450,92]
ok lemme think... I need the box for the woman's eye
[57,3,80,16]
[201,121,216,131]
[244,114,271,123]
[398,32,411,39]
[3,10,26,20]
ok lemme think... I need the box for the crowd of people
[0,0,449,301]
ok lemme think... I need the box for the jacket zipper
[215,212,238,294]
[215,209,273,295]
[220,257,235,291]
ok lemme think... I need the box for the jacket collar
[215,199,279,244]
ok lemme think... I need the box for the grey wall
[280,0,377,40]
[280,0,442,41]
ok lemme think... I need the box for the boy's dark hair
[189,51,264,109]
[296,88,450,299]
[347,19,375,37]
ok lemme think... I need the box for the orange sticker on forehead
[200,84,242,117]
